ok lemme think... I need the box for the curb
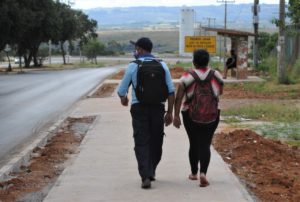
[0,118,65,181]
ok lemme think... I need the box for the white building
[179,6,195,57]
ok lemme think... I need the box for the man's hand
[164,112,173,126]
[120,96,129,106]
[173,116,181,128]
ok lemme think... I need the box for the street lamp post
[4,44,12,72]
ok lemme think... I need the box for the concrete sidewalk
[44,81,254,202]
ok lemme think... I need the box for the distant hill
[84,4,279,30]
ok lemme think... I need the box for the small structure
[179,6,195,57]
[203,27,255,79]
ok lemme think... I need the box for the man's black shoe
[141,178,151,189]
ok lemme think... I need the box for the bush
[291,58,300,82]
[258,56,277,78]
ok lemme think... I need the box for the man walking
[118,37,175,189]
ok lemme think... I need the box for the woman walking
[173,49,224,187]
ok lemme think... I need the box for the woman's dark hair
[193,49,209,68]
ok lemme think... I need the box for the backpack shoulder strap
[188,70,201,83]
[189,69,215,83]
[205,69,215,82]
[128,60,143,90]
[130,59,142,65]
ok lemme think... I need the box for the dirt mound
[222,84,289,99]
[110,70,125,80]
[90,83,118,98]
[213,129,300,202]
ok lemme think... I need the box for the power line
[204,17,216,28]
[217,0,235,30]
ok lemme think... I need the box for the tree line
[0,0,97,68]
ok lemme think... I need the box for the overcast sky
[72,0,278,9]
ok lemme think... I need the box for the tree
[51,3,77,65]
[52,4,98,65]
[106,40,124,55]
[11,0,57,67]
[0,0,17,51]
[288,0,300,26]
[0,0,98,67]
[75,11,98,46]
[258,32,278,59]
[82,39,105,64]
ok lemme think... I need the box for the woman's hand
[173,116,181,128]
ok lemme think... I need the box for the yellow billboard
[185,36,216,53]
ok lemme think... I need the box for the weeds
[222,103,300,122]
[171,61,193,69]
[171,60,223,71]
[253,122,300,141]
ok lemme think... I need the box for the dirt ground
[0,116,95,202]
[213,129,300,202]
[90,83,118,98]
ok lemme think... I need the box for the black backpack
[132,59,168,104]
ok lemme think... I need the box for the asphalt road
[0,67,118,167]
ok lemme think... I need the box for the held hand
[173,116,181,129]
[120,96,129,106]
[164,112,173,127]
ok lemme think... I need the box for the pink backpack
[188,70,219,124]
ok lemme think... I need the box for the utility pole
[204,17,216,28]
[49,40,52,65]
[253,0,259,69]
[277,0,286,83]
[217,0,235,65]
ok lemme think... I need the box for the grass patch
[40,60,128,69]
[223,103,300,145]
[222,116,242,124]
[210,60,224,70]
[258,56,277,78]
[170,61,223,71]
[41,62,105,69]
[222,103,300,122]
[171,61,193,69]
[254,123,300,141]
[284,141,300,147]
[225,122,300,146]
